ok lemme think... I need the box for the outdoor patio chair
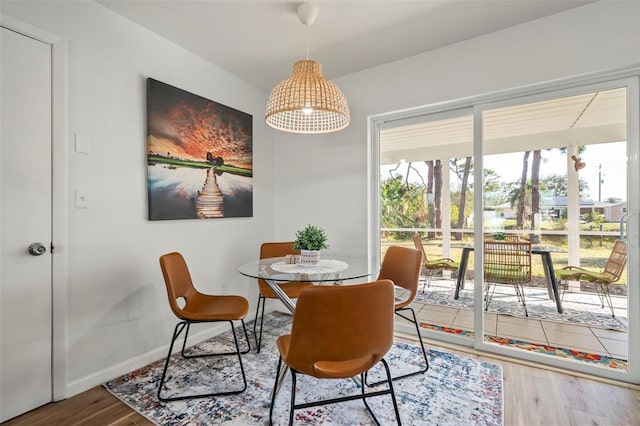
[412,233,460,291]
[556,240,627,317]
[484,238,532,316]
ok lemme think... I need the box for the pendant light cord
[305,24,310,60]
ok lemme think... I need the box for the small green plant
[294,224,328,251]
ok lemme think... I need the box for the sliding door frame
[368,66,640,384]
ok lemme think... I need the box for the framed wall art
[146,78,253,220]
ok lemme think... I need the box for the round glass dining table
[238,256,375,313]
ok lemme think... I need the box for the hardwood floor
[1,386,151,426]
[3,341,640,426]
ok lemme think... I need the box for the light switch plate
[75,189,90,208]
[75,133,90,154]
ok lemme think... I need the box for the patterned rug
[105,312,503,425]
[416,279,628,332]
[419,323,628,371]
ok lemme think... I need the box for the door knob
[28,242,47,256]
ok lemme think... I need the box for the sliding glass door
[378,108,476,343]
[371,72,639,384]
[477,84,633,381]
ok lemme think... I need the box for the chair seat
[313,355,377,379]
[179,294,249,321]
[485,265,528,282]
[277,334,377,378]
[260,281,313,299]
[556,267,612,284]
[425,259,459,270]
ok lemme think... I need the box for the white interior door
[0,26,53,422]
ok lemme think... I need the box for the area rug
[105,312,503,425]
[420,323,628,371]
[416,279,628,332]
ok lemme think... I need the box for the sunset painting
[146,78,253,220]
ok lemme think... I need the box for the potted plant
[294,224,328,265]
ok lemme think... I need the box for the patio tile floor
[410,294,628,360]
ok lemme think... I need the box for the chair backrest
[258,242,301,294]
[377,245,422,307]
[159,252,198,319]
[412,234,428,263]
[483,239,532,284]
[602,240,627,282]
[285,280,395,377]
[260,241,300,259]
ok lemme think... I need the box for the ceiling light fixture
[265,2,350,134]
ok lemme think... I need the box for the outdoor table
[453,244,565,314]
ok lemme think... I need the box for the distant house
[550,197,626,222]
[492,202,518,220]
[486,197,626,222]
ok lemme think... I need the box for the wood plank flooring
[3,341,640,426]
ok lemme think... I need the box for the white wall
[1,0,275,396]
[273,0,640,258]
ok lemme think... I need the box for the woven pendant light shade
[265,59,350,134]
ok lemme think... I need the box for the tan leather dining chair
[158,252,251,401]
[366,245,427,386]
[269,280,401,425]
[255,242,313,352]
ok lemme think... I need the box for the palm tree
[517,151,530,230]
[451,157,472,240]
[434,160,443,232]
[426,161,435,238]
[530,146,585,241]
[530,150,541,243]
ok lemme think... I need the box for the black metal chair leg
[361,371,382,426]
[512,283,528,317]
[181,320,250,357]
[240,319,251,353]
[269,356,283,426]
[157,322,187,401]
[381,358,402,425]
[365,307,428,387]
[288,369,297,426]
[362,359,402,425]
[157,320,248,402]
[597,283,616,317]
[229,322,248,392]
[275,359,402,425]
[253,295,266,353]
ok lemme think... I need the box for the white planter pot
[300,249,320,265]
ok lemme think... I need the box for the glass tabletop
[238,256,375,283]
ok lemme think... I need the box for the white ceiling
[380,87,627,164]
[97,0,595,92]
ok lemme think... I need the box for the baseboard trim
[65,315,257,398]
